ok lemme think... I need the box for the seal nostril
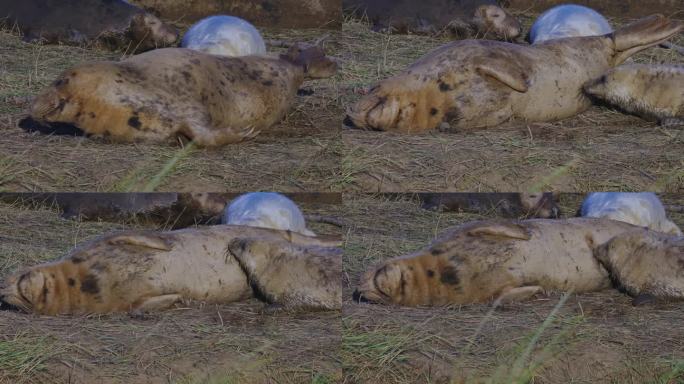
[18,117,87,137]
[352,290,371,303]
[343,116,357,129]
[352,290,361,302]
[0,297,20,312]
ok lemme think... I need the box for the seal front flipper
[466,221,531,240]
[474,61,529,93]
[132,294,182,312]
[179,120,260,147]
[107,233,172,251]
[494,286,544,305]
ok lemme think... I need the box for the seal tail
[612,14,684,64]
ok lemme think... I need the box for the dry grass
[0,199,344,383]
[336,15,684,192]
[341,193,684,383]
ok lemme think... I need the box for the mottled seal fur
[584,64,684,127]
[228,237,342,310]
[0,225,339,315]
[353,218,640,306]
[594,229,684,305]
[345,15,683,133]
[0,0,178,53]
[343,0,520,40]
[21,43,337,146]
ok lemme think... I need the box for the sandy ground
[341,193,684,383]
[0,197,344,384]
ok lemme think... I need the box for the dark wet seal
[80,274,100,294]
[297,88,315,96]
[18,117,86,136]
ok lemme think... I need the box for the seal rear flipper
[612,15,684,64]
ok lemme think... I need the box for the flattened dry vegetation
[341,193,684,383]
[0,26,345,192]
[337,13,684,192]
[0,200,344,383]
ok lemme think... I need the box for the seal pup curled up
[0,225,340,315]
[353,218,640,306]
[21,43,337,146]
[345,15,683,133]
